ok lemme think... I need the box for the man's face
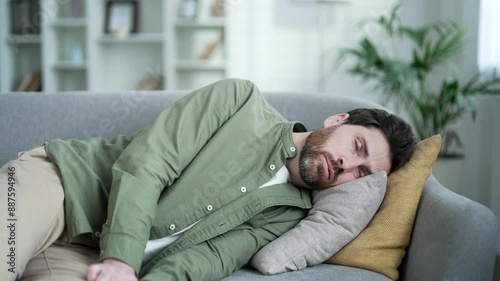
[299,124,391,190]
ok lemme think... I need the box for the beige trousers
[0,145,100,281]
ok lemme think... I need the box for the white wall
[228,0,397,95]
[228,0,316,92]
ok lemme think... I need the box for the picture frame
[104,0,138,35]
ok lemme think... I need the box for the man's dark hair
[343,108,417,173]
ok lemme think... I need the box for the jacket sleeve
[99,79,262,274]
[139,206,308,281]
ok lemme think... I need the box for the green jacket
[45,79,312,280]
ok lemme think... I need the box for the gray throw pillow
[249,171,387,275]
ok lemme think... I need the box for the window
[478,0,500,71]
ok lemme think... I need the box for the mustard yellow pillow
[326,135,442,280]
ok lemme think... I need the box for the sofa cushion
[327,135,442,280]
[250,171,387,274]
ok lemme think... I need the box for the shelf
[6,35,41,44]
[52,61,87,71]
[51,18,87,28]
[175,19,225,29]
[1,0,228,92]
[98,33,165,44]
[175,60,226,71]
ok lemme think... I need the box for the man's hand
[86,258,138,281]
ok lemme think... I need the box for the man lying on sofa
[0,79,416,281]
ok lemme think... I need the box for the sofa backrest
[0,91,383,165]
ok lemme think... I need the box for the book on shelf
[16,72,34,91]
[134,74,163,90]
[70,0,84,18]
[27,72,42,91]
[185,0,224,21]
[198,29,224,60]
[211,0,224,18]
[17,71,42,91]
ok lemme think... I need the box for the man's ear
[323,113,349,128]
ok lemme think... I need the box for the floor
[494,255,500,281]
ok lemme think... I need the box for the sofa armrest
[400,175,499,281]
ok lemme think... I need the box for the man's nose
[337,157,349,173]
[337,156,361,173]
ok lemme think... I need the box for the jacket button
[269,164,276,170]
[290,147,296,152]
[240,186,247,193]
[169,224,176,231]
[94,231,101,238]
[207,205,213,211]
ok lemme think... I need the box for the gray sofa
[0,90,498,281]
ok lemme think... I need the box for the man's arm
[139,206,307,281]
[97,79,261,275]
[87,259,137,281]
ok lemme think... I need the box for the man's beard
[299,126,341,190]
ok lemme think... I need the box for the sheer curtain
[478,0,500,256]
[478,0,500,71]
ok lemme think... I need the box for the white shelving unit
[42,0,88,92]
[88,0,167,92]
[6,35,42,44]
[0,0,42,92]
[97,34,165,44]
[169,14,227,90]
[175,19,225,28]
[0,0,228,92]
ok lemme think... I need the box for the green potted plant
[337,3,500,157]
